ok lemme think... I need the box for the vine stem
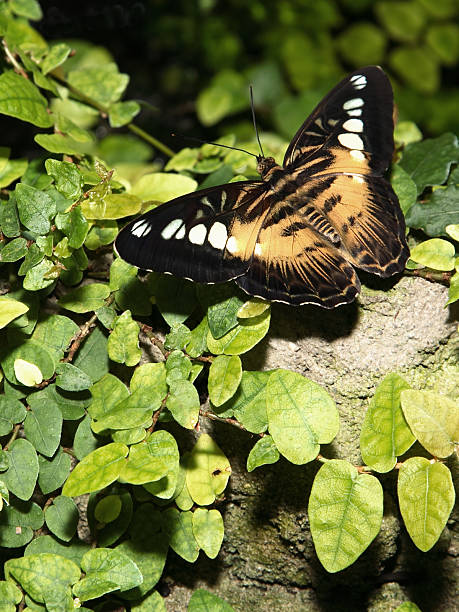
[404,268,453,286]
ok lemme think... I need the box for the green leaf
[89,489,133,547]
[62,443,128,496]
[208,355,242,407]
[45,159,83,201]
[32,314,79,361]
[426,24,459,66]
[94,494,122,523]
[206,288,245,338]
[73,548,142,601]
[38,448,71,495]
[163,508,199,562]
[80,191,141,220]
[165,147,200,172]
[10,0,43,19]
[58,283,110,313]
[24,400,62,457]
[309,459,383,572]
[394,121,423,147]
[41,42,71,74]
[154,275,197,327]
[45,495,78,542]
[92,388,156,432]
[107,310,141,366]
[116,505,168,600]
[5,553,80,604]
[400,390,459,458]
[55,363,92,392]
[409,238,455,271]
[0,296,29,328]
[0,158,28,188]
[131,173,197,202]
[266,370,339,464]
[394,604,422,612]
[25,535,90,565]
[186,434,231,506]
[167,379,200,429]
[15,183,56,233]
[130,362,168,398]
[185,316,209,358]
[405,184,459,237]
[0,500,43,548]
[206,309,271,355]
[119,437,169,485]
[0,71,52,128]
[447,271,459,305]
[74,416,101,461]
[130,590,166,611]
[222,370,270,432]
[35,133,94,156]
[375,1,425,42]
[196,70,248,126]
[391,165,418,216]
[141,430,180,500]
[398,457,455,551]
[389,46,440,94]
[85,220,118,249]
[0,580,22,610]
[0,237,28,263]
[188,588,234,612]
[74,325,109,383]
[0,396,26,436]
[109,100,141,127]
[337,23,386,65]
[192,508,224,559]
[68,64,129,107]
[88,373,130,420]
[360,373,415,472]
[1,339,55,385]
[399,133,459,195]
[164,323,192,351]
[23,258,58,291]
[237,297,270,319]
[247,436,280,472]
[4,439,38,501]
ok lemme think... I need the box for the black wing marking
[115,180,270,284]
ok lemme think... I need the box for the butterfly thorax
[256,156,283,183]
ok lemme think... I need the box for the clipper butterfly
[115,66,409,308]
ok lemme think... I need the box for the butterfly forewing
[284,66,394,176]
[115,181,270,284]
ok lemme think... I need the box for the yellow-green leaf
[398,457,455,551]
[400,390,459,457]
[410,239,455,271]
[208,355,242,407]
[0,296,29,329]
[186,434,231,505]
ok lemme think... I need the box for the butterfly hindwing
[115,181,270,284]
[236,206,360,307]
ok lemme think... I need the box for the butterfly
[115,66,409,308]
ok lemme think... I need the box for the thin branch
[4,424,21,451]
[404,268,453,286]
[199,408,250,432]
[2,40,28,78]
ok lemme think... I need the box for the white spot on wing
[254,243,263,256]
[175,225,186,239]
[160,218,183,240]
[351,75,367,89]
[347,108,362,117]
[132,220,152,238]
[188,223,207,245]
[226,236,239,254]
[338,132,364,150]
[343,118,364,133]
[343,98,364,110]
[350,149,365,161]
[208,221,227,250]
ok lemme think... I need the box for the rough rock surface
[162,276,458,612]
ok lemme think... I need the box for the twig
[2,40,28,78]
[404,268,453,286]
[4,424,21,451]
[199,408,250,432]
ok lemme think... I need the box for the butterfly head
[256,156,279,180]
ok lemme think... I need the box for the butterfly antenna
[249,85,264,159]
[171,133,258,159]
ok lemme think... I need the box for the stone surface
[161,277,458,611]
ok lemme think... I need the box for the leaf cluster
[0,2,457,610]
